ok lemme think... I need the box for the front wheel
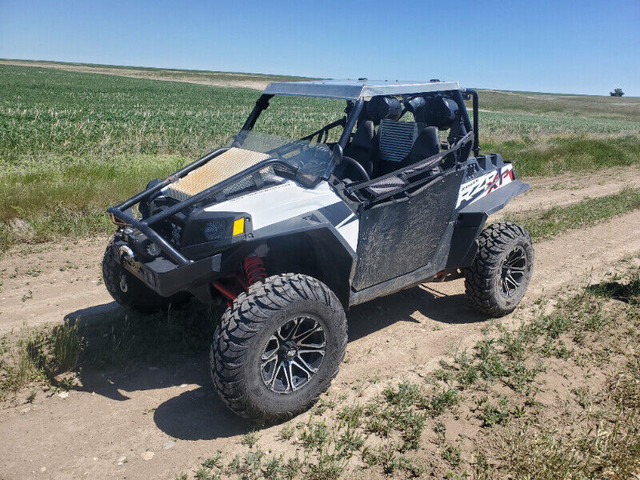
[465,222,534,317]
[210,274,347,421]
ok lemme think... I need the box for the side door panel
[352,168,464,291]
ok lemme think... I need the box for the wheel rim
[501,246,527,297]
[260,316,326,394]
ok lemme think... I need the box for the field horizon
[2,57,638,98]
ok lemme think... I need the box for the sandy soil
[1,172,640,479]
[0,60,271,90]
[499,166,640,217]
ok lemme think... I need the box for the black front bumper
[111,240,221,299]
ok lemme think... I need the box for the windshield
[229,130,334,186]
[229,95,346,186]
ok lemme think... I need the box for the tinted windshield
[230,95,346,186]
[229,130,333,186]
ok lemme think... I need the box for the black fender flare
[221,212,357,309]
[459,180,529,216]
[446,180,529,270]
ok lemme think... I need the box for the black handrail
[115,147,229,211]
[108,157,299,265]
[346,132,473,194]
[462,88,480,157]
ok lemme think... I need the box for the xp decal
[456,163,514,209]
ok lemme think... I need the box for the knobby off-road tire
[211,273,347,421]
[465,222,534,317]
[102,240,185,312]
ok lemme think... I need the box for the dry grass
[0,58,313,90]
[0,322,81,399]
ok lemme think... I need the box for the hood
[203,180,343,231]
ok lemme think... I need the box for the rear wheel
[465,222,534,317]
[210,273,347,421]
[102,239,187,312]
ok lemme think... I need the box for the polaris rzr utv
[104,80,534,421]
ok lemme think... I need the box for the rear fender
[460,179,529,216]
[446,179,529,270]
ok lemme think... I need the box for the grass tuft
[507,188,640,240]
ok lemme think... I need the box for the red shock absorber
[244,255,267,287]
[213,255,267,308]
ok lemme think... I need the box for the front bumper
[111,239,221,298]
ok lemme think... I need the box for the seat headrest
[366,96,402,124]
[354,120,375,141]
[414,97,459,129]
[407,126,440,163]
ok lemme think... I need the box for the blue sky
[1,0,639,96]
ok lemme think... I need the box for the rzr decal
[456,164,514,208]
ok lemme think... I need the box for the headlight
[203,220,226,242]
[180,213,250,247]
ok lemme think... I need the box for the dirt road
[1,172,640,480]
[0,60,271,90]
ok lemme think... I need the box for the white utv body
[104,80,534,420]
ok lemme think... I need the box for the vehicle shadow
[65,300,254,439]
[348,283,485,342]
[64,281,486,440]
[584,280,638,303]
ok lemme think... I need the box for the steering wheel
[341,156,370,182]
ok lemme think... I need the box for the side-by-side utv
[104,79,534,420]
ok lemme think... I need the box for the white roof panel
[263,79,462,100]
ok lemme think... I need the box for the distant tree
[610,88,624,97]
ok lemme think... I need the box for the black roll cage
[346,131,474,208]
[107,89,479,266]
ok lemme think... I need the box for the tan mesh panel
[164,148,270,201]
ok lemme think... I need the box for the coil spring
[244,255,267,286]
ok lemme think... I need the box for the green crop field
[1,62,639,251]
[0,58,314,87]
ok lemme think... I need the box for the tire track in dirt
[341,208,640,386]
[0,238,113,336]
[1,211,639,480]
[1,175,640,479]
